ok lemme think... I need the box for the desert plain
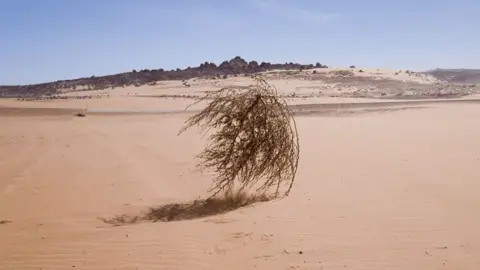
[1,68,480,269]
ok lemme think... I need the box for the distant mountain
[0,56,327,98]
[423,69,480,84]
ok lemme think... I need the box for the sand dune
[1,87,480,269]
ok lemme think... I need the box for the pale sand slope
[0,67,456,112]
[1,103,480,269]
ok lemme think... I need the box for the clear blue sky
[1,0,478,85]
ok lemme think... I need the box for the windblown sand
[1,84,480,269]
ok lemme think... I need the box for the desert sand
[1,71,480,269]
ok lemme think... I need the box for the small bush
[179,75,300,198]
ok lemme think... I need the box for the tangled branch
[179,75,299,198]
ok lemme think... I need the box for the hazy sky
[1,0,478,84]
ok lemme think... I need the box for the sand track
[2,97,480,117]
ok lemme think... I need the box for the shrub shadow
[99,191,272,226]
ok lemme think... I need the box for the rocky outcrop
[0,57,327,98]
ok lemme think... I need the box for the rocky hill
[424,69,480,84]
[0,57,327,98]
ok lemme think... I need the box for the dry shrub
[179,75,300,198]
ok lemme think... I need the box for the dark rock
[315,62,327,68]
[248,61,259,69]
[0,56,323,98]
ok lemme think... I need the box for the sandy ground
[1,80,480,269]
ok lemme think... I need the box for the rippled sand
[1,94,480,269]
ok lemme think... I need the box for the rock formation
[0,56,326,98]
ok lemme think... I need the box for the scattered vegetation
[178,75,300,198]
[0,56,321,98]
[330,70,355,76]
